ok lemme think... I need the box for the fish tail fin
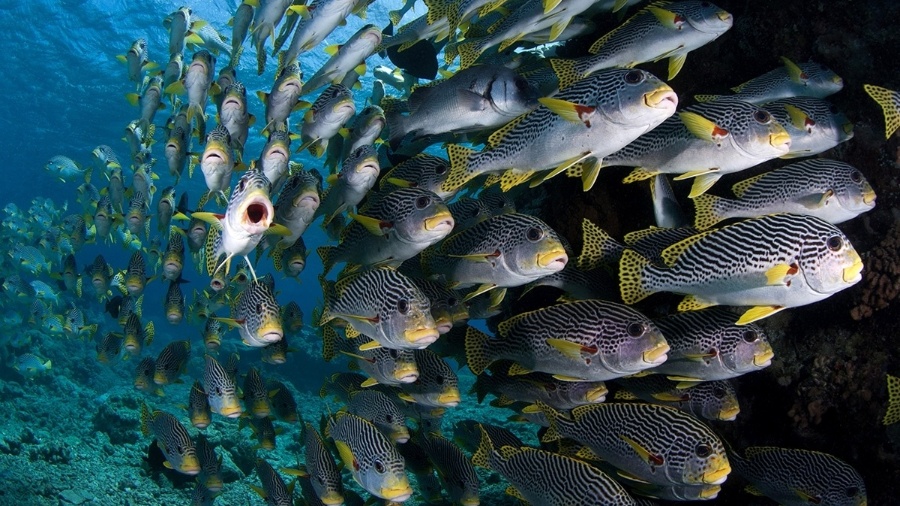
[576,218,624,271]
[471,373,490,403]
[442,144,477,194]
[536,401,562,442]
[884,374,900,425]
[464,326,493,375]
[864,84,900,139]
[549,58,579,90]
[43,359,52,370]
[140,402,152,436]
[692,193,724,230]
[618,249,655,305]
[471,425,493,469]
[457,41,482,70]
[384,110,408,146]
[317,245,337,275]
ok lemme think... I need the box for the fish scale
[651,308,773,381]
[320,266,437,349]
[303,422,345,505]
[541,402,730,487]
[465,299,668,381]
[729,446,866,506]
[692,159,875,230]
[326,412,412,501]
[472,425,636,506]
[443,68,676,192]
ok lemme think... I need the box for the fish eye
[374,459,386,474]
[434,164,448,175]
[753,110,771,123]
[624,70,644,84]
[385,414,393,423]
[695,444,712,458]
[850,170,862,183]
[397,299,409,314]
[525,227,544,242]
[712,386,726,398]
[447,297,458,306]
[846,487,859,497]
[237,179,246,192]
[415,195,431,209]
[626,322,647,337]
[826,235,843,251]
[741,329,758,342]
[435,375,444,384]
[256,303,263,313]
[389,349,399,358]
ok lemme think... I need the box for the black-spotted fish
[124,191,151,240]
[728,445,866,506]
[465,299,668,381]
[472,424,636,506]
[415,432,480,505]
[140,403,201,475]
[302,421,345,505]
[250,458,294,506]
[692,159,876,230]
[609,98,791,197]
[620,214,864,324]
[159,230,186,282]
[443,69,677,193]
[650,308,773,382]
[540,402,731,487]
[187,381,212,429]
[380,153,454,200]
[154,340,191,386]
[320,266,438,350]
[317,187,454,273]
[203,355,243,418]
[326,412,413,502]
[864,83,900,139]
[614,376,740,421]
[553,1,732,87]
[762,97,854,158]
[218,279,283,347]
[695,57,843,104]
[421,213,568,301]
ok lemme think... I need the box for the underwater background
[0,0,899,504]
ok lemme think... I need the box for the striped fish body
[202,317,223,351]
[327,412,413,501]
[229,280,283,347]
[123,313,154,356]
[140,405,201,475]
[125,192,149,239]
[609,98,791,197]
[282,0,363,67]
[410,277,468,334]
[200,125,235,196]
[464,299,669,381]
[613,376,740,421]
[322,325,420,385]
[304,422,345,505]
[471,425,636,506]
[348,390,410,443]
[619,214,864,324]
[315,145,380,225]
[274,237,309,278]
[248,416,278,450]
[622,226,698,266]
[165,111,190,181]
[154,340,191,385]
[628,482,721,501]
[340,105,385,164]
[183,50,216,125]
[188,381,212,429]
[271,169,321,249]
[299,85,357,158]
[650,308,773,381]
[443,69,677,192]
[164,281,186,324]
[203,355,243,418]
[162,232,185,282]
[729,446,866,506]
[244,367,272,418]
[83,255,112,294]
[259,130,291,193]
[252,458,294,506]
[261,63,303,132]
[705,58,844,105]
[692,159,876,230]
[473,369,608,410]
[318,188,454,273]
[380,153,455,200]
[268,381,299,422]
[303,24,382,94]
[261,335,290,364]
[219,82,251,154]
[416,433,480,505]
[762,97,853,158]
[133,357,158,394]
[557,1,732,86]
[92,196,116,243]
[541,402,730,486]
[96,332,123,363]
[452,420,525,454]
[521,263,619,301]
[196,434,223,492]
[423,213,568,292]
[446,196,494,231]
[399,349,461,408]
[320,266,438,349]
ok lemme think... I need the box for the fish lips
[404,327,439,347]
[642,340,670,366]
[424,212,454,233]
[644,87,679,110]
[237,192,275,235]
[537,249,569,270]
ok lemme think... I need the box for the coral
[851,221,900,320]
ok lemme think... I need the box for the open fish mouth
[239,194,274,234]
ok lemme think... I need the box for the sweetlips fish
[203,354,243,418]
[154,340,191,386]
[300,422,345,505]
[398,348,461,408]
[694,57,843,104]
[258,62,304,134]
[217,279,283,347]
[761,97,854,158]
[619,213,864,324]
[140,403,201,475]
[250,458,294,505]
[347,390,410,443]
[303,24,383,94]
[314,145,381,227]
[117,38,156,85]
[321,324,420,385]
[298,84,357,158]
[613,376,740,421]
[414,432,480,506]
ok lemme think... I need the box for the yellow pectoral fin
[358,340,382,352]
[546,338,589,361]
[538,97,594,125]
[780,56,806,84]
[736,305,785,325]
[765,263,797,285]
[679,112,728,142]
[463,283,497,302]
[349,212,389,236]
[620,434,662,466]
